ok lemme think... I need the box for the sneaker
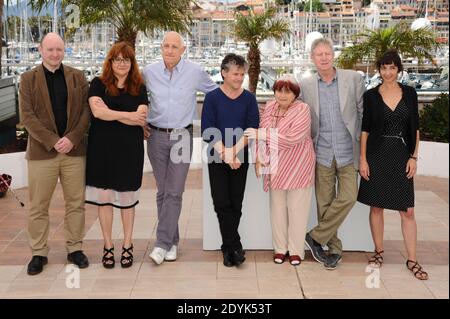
[305,233,327,264]
[164,245,177,261]
[324,254,342,270]
[149,247,167,265]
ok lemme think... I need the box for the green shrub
[419,93,449,143]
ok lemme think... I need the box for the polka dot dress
[357,99,414,212]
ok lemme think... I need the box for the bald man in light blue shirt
[143,31,218,265]
[144,56,218,129]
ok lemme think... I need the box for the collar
[163,58,185,74]
[43,63,64,75]
[317,67,338,83]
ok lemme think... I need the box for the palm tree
[298,0,325,12]
[337,21,440,70]
[231,6,291,93]
[28,0,195,49]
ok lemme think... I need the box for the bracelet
[410,156,418,160]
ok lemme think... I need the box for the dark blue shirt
[201,87,259,162]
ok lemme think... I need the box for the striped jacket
[257,99,316,192]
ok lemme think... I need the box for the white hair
[162,31,186,47]
[310,38,333,55]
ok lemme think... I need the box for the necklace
[272,106,288,128]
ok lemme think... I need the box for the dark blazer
[19,64,91,160]
[361,83,419,156]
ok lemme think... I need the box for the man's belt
[148,123,193,133]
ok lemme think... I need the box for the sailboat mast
[52,0,57,33]
[309,0,313,33]
[19,9,23,60]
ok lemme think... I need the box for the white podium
[202,157,374,252]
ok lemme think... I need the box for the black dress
[357,98,414,211]
[85,77,148,208]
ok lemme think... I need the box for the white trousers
[269,187,313,259]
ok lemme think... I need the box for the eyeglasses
[112,57,131,64]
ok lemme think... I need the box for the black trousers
[208,163,249,253]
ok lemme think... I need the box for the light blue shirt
[142,58,218,128]
[316,74,354,168]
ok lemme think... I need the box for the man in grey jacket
[299,38,365,270]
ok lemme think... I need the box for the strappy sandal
[406,260,429,280]
[102,246,115,269]
[368,250,384,268]
[121,244,134,268]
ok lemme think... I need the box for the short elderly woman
[245,74,315,266]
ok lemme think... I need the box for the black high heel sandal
[102,246,115,269]
[368,250,384,268]
[121,245,134,268]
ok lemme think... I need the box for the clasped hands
[219,146,241,170]
[243,128,267,140]
[54,136,74,154]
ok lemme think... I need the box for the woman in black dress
[86,42,148,269]
[357,50,428,280]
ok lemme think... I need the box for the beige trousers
[310,159,358,255]
[28,154,86,256]
[269,187,313,259]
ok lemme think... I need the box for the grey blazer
[298,69,365,170]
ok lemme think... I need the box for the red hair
[100,42,143,96]
[272,79,300,98]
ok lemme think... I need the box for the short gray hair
[310,38,333,55]
[162,31,186,47]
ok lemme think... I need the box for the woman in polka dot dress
[357,50,428,280]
